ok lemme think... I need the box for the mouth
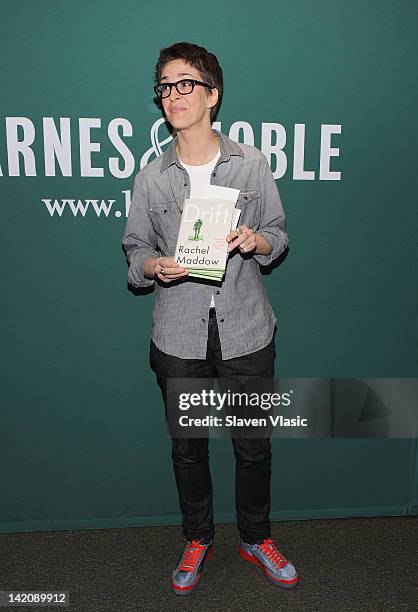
[171,108,187,113]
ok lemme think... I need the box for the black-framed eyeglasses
[154,78,214,99]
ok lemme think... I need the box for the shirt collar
[160,128,244,173]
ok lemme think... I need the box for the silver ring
[161,267,165,275]
[236,226,242,235]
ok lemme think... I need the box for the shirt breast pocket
[149,201,179,239]
[236,190,261,229]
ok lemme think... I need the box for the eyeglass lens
[157,80,194,98]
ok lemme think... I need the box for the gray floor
[1,516,417,611]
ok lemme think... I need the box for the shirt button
[215,290,220,294]
[220,318,224,323]
[184,182,188,187]
[212,172,216,177]
[202,318,206,323]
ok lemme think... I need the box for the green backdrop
[0,0,417,533]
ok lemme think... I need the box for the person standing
[122,41,299,594]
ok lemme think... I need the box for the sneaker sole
[171,547,214,595]
[239,547,299,588]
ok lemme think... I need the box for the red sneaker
[239,538,299,588]
[171,539,214,595]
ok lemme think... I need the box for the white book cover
[174,198,235,271]
[231,207,241,231]
[186,208,241,280]
[205,185,240,204]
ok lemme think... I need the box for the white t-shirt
[178,149,221,308]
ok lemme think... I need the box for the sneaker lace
[259,538,288,569]
[178,539,206,572]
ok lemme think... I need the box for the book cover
[174,198,235,273]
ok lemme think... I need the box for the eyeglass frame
[153,78,215,99]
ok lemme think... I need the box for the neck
[175,124,220,165]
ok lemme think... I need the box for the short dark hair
[154,41,223,121]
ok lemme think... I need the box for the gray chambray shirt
[122,129,288,360]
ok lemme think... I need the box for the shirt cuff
[252,230,287,266]
[127,249,159,288]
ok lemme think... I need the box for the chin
[167,112,198,129]
[168,116,184,125]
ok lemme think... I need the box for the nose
[169,85,180,101]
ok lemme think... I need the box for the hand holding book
[154,256,189,283]
[226,224,257,253]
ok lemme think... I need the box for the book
[174,198,237,281]
[186,205,241,280]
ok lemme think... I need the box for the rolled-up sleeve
[122,173,159,288]
[253,155,289,266]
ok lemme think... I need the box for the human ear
[207,87,219,110]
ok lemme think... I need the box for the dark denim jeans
[150,308,276,544]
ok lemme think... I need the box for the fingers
[226,226,242,243]
[158,271,189,283]
[155,256,188,282]
[156,269,188,282]
[227,225,256,253]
